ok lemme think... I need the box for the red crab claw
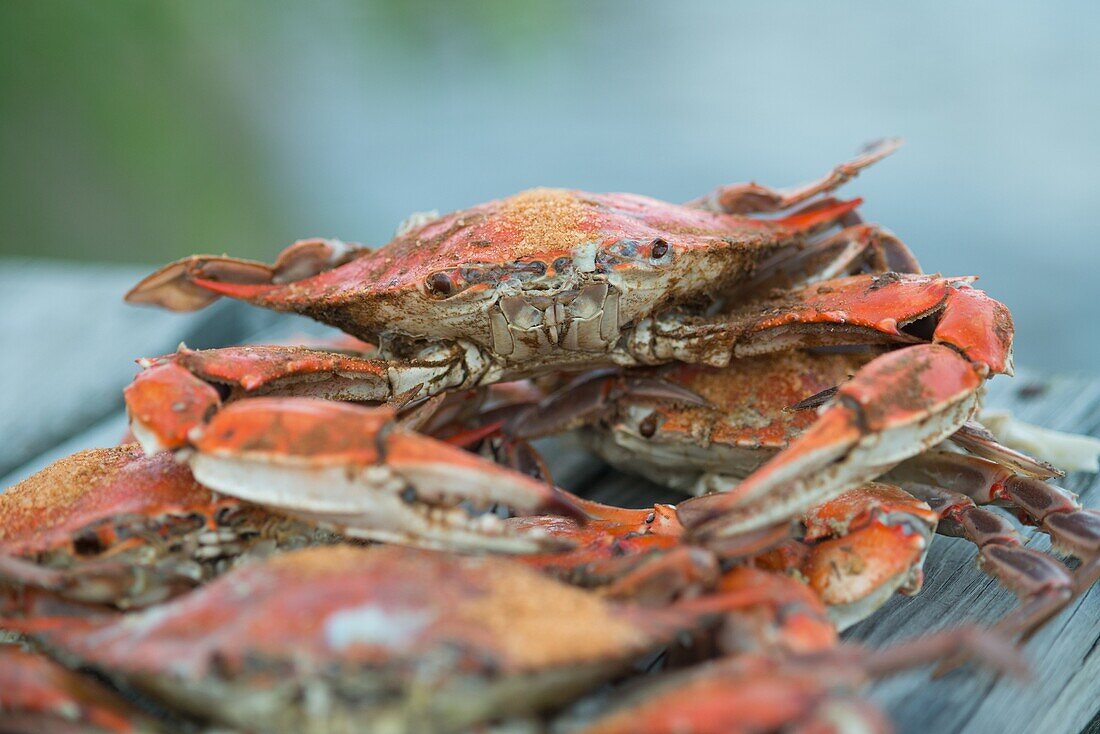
[124,361,221,453]
[752,484,937,630]
[125,238,368,312]
[183,397,584,553]
[890,451,1100,619]
[689,137,903,215]
[670,275,1013,540]
[681,342,985,543]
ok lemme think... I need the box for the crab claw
[186,397,583,553]
[795,484,935,630]
[682,343,983,542]
[124,361,221,454]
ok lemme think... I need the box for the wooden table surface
[2,259,1098,734]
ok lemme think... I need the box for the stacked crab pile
[3,141,1099,733]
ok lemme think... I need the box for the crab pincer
[157,396,582,553]
[676,275,1014,542]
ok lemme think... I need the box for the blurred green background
[1,1,1098,370]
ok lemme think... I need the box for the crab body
[19,545,717,733]
[538,348,1095,637]
[131,189,860,379]
[0,446,332,611]
[0,646,156,733]
[111,140,1036,558]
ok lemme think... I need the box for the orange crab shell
[130,189,862,355]
[645,351,873,451]
[188,191,859,306]
[0,445,234,557]
[20,545,716,733]
[0,646,142,733]
[33,545,689,678]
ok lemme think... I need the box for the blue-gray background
[3,1,1097,371]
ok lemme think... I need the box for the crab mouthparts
[490,283,621,359]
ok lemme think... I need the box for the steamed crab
[121,140,1019,554]
[0,445,335,613]
[13,545,1022,734]
[517,348,1099,636]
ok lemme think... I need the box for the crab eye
[650,238,670,260]
[638,412,659,438]
[424,270,465,298]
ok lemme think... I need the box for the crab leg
[124,237,369,312]
[901,482,1075,641]
[889,451,1100,597]
[131,339,482,412]
[688,138,902,215]
[734,222,922,301]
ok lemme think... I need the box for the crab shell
[0,446,331,610]
[128,190,861,370]
[26,545,703,734]
[0,646,151,734]
[571,653,886,734]
[589,350,876,494]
